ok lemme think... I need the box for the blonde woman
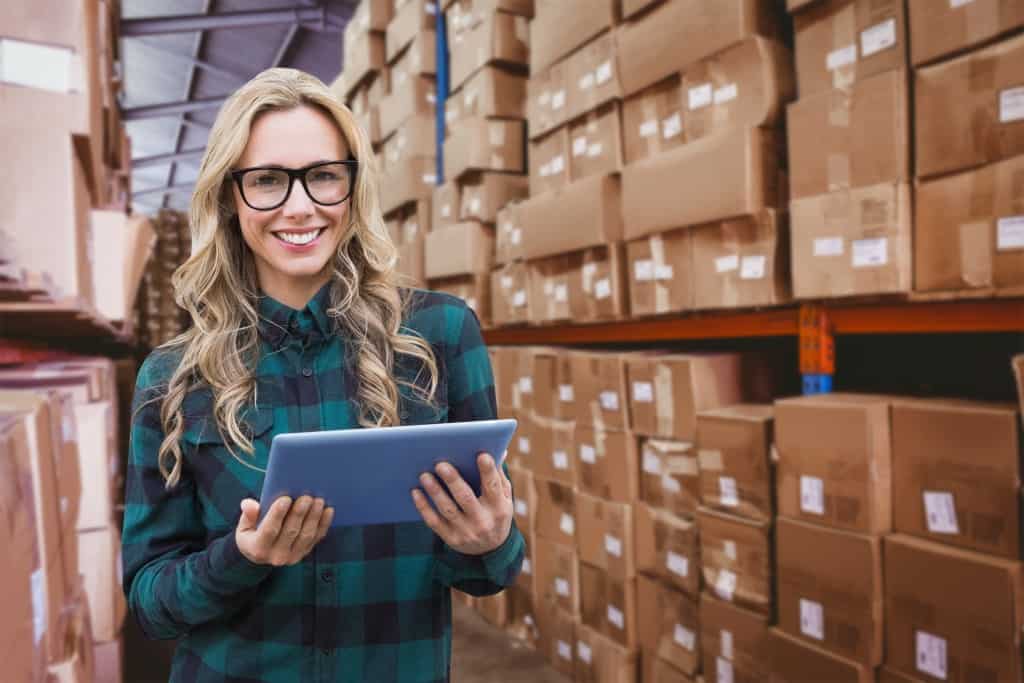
[122,68,524,682]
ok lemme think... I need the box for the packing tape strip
[707,57,731,134]
[655,362,675,438]
[959,220,994,288]
[831,3,857,91]
[827,153,851,192]
[650,234,671,314]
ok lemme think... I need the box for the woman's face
[232,104,352,308]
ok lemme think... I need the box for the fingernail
[420,473,432,485]
[411,489,420,499]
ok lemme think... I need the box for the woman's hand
[412,452,514,556]
[235,495,334,566]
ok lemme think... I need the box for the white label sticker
[551,89,566,110]
[587,142,603,158]
[667,551,689,577]
[557,640,572,661]
[425,2,437,14]
[800,476,825,516]
[814,237,844,256]
[515,499,528,517]
[518,437,530,454]
[578,72,595,91]
[719,477,739,507]
[573,136,588,157]
[600,391,619,411]
[0,38,75,94]
[594,278,612,300]
[501,275,514,289]
[559,384,575,402]
[560,513,575,536]
[661,474,682,494]
[853,237,888,268]
[861,18,897,57]
[924,491,960,535]
[551,154,565,174]
[519,376,533,394]
[554,283,568,302]
[605,534,623,557]
[580,444,596,464]
[639,119,659,138]
[800,598,825,641]
[607,604,625,629]
[674,624,696,651]
[715,254,739,273]
[717,657,735,683]
[916,630,948,680]
[721,630,734,660]
[512,290,527,308]
[634,259,655,282]
[655,264,674,280]
[643,451,662,475]
[724,540,737,561]
[950,0,975,7]
[469,197,482,214]
[633,381,654,403]
[522,557,532,574]
[422,173,437,184]
[553,450,569,471]
[997,215,1024,250]
[511,228,522,245]
[577,641,592,663]
[713,83,738,105]
[827,44,857,71]
[688,83,713,110]
[555,577,571,597]
[740,255,767,280]
[662,113,682,139]
[595,60,613,85]
[31,569,45,645]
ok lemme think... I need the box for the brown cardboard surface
[786,68,910,200]
[74,401,114,532]
[379,75,436,141]
[878,667,926,683]
[526,61,569,140]
[344,0,392,45]
[476,591,509,627]
[343,30,386,95]
[534,535,581,615]
[622,75,685,165]
[491,261,531,326]
[389,35,436,100]
[534,477,577,547]
[385,0,435,62]
[576,493,635,581]
[527,416,576,485]
[516,531,535,594]
[617,0,781,98]
[621,128,783,240]
[915,33,1024,180]
[626,228,695,317]
[535,600,577,677]
[444,66,527,132]
[367,69,391,109]
[643,656,698,683]
[700,594,771,683]
[790,182,913,299]
[381,114,435,169]
[622,0,663,20]
[696,404,775,523]
[775,518,883,665]
[529,0,617,74]
[638,438,700,519]
[914,154,1024,292]
[424,221,493,278]
[769,628,874,683]
[355,106,382,146]
[682,36,795,142]
[457,172,528,223]
[528,126,570,196]
[637,575,701,676]
[519,173,623,259]
[527,253,574,324]
[574,427,640,504]
[891,398,1022,558]
[908,0,1024,67]
[698,507,773,616]
[90,209,156,322]
[529,347,561,420]
[571,243,630,323]
[774,393,893,534]
[634,503,700,597]
[428,273,491,324]
[490,346,525,421]
[78,525,125,642]
[568,102,624,182]
[432,180,460,231]
[793,0,908,99]
[1015,355,1024,417]
[574,623,639,683]
[446,0,534,42]
[568,351,630,432]
[565,32,622,123]
[449,11,529,92]
[579,564,638,649]
[884,534,1024,683]
[443,117,525,180]
[395,236,426,288]
[508,463,537,537]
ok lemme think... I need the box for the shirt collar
[257,281,334,345]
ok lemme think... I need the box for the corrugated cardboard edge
[1013,355,1024,421]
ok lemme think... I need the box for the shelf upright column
[799,303,834,394]
[435,3,449,186]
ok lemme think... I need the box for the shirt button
[321,570,333,582]
[302,367,313,377]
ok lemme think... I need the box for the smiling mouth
[273,227,326,245]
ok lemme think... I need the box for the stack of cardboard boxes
[133,210,190,350]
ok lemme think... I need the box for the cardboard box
[915,150,1024,292]
[568,102,624,182]
[574,624,639,683]
[574,427,640,504]
[528,347,561,420]
[621,75,685,165]
[1015,355,1024,416]
[634,503,700,597]
[381,115,435,169]
[520,173,623,259]
[878,667,925,683]
[392,199,432,244]
[526,60,569,140]
[621,128,783,240]
[909,0,1024,67]
[775,393,893,534]
[643,656,696,683]
[698,507,773,617]
[491,261,531,326]
[355,106,383,146]
[682,36,795,142]
[443,117,525,180]
[476,591,509,628]
[776,518,883,664]
[626,228,694,317]
[787,68,910,200]
[74,401,115,531]
[565,32,622,123]
[576,493,635,581]
[432,180,460,230]
[78,525,126,643]
[637,575,701,676]
[89,210,156,322]
[526,253,574,323]
[446,0,534,41]
[530,0,617,74]
[490,346,527,421]
[385,0,435,62]
[93,638,122,683]
[428,273,491,323]
[508,464,537,536]
[885,534,1024,683]
[395,235,426,287]
[701,595,771,683]
[378,75,435,141]
[379,156,437,216]
[344,0,392,45]
[495,201,525,264]
[790,182,913,299]
[793,0,908,99]
[535,600,577,678]
[916,33,1024,180]
[458,172,528,223]
[534,478,577,546]
[580,564,638,648]
[696,404,775,523]
[568,351,630,432]
[638,437,700,519]
[343,30,386,95]
[891,398,1022,558]
[534,535,581,615]
[577,243,630,323]
[617,0,780,98]
[445,67,526,134]
[516,532,535,594]
[367,69,391,108]
[691,210,791,310]
[769,628,874,683]
[528,126,570,196]
[528,416,576,485]
[449,11,529,92]
[388,34,436,96]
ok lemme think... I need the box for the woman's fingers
[287,497,325,563]
[268,495,313,566]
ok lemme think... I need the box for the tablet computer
[258,418,517,527]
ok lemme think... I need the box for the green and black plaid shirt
[122,284,524,682]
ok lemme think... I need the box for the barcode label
[607,605,624,629]
[860,18,896,57]
[715,570,737,601]
[518,437,530,454]
[800,476,825,516]
[688,83,712,110]
[577,641,592,663]
[827,44,857,71]
[600,391,619,411]
[604,534,623,557]
[552,450,569,470]
[559,384,574,402]
[719,477,739,507]
[800,598,825,641]
[557,640,572,660]
[674,624,696,650]
[580,444,596,464]
[916,630,948,680]
[721,629,734,660]
[555,577,570,597]
[515,500,528,517]
[923,491,959,535]
[643,451,662,474]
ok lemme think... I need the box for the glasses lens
[241,169,289,209]
[304,163,352,204]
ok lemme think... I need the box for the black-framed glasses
[230,159,358,211]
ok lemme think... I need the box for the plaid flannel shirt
[122,284,524,682]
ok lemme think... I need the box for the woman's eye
[253,173,283,186]
[311,171,340,182]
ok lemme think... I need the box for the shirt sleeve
[435,300,525,596]
[121,352,274,640]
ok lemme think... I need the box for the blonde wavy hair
[152,67,439,488]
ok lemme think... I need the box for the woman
[123,68,524,682]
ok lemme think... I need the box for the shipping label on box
[696,404,775,523]
[568,351,630,432]
[700,594,771,683]
[527,60,569,140]
[508,464,537,537]
[579,564,638,649]
[574,426,640,504]
[622,74,685,165]
[637,575,700,676]
[638,437,700,519]
[626,228,694,317]
[698,507,773,617]
[575,492,636,581]
[568,102,624,183]
[534,536,581,616]
[528,416,576,485]
[634,502,700,597]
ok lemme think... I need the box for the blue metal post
[435,5,449,185]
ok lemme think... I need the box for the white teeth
[277,229,321,245]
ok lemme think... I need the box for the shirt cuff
[477,525,525,585]
[206,531,275,591]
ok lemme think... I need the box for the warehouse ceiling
[122,0,357,214]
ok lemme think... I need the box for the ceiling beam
[134,37,250,83]
[121,6,325,36]
[132,147,206,168]
[122,95,228,120]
